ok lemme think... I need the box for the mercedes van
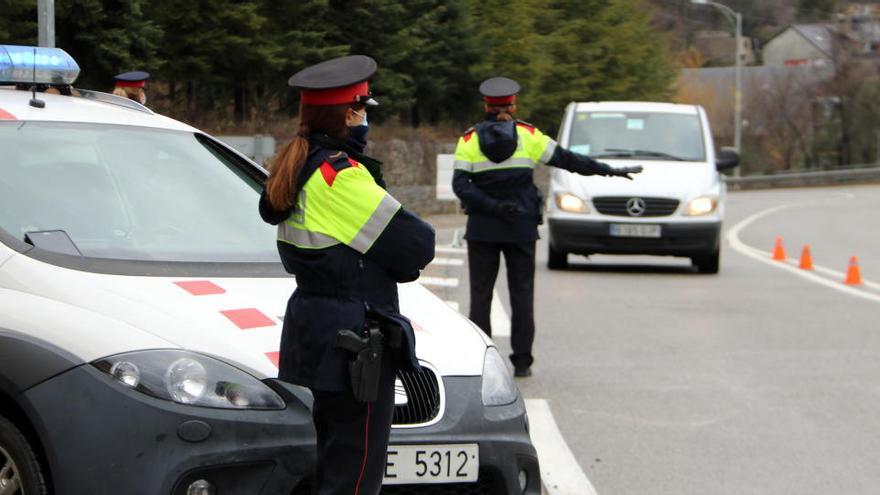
[546,102,739,273]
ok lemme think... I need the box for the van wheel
[692,250,720,274]
[547,245,568,270]
[0,415,48,495]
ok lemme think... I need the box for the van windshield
[0,121,278,263]
[568,111,706,162]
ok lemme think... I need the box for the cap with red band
[289,55,379,107]
[480,77,520,105]
[113,71,150,88]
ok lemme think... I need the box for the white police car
[0,46,539,494]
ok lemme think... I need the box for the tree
[0,0,37,45]
[54,0,160,90]
[529,0,676,132]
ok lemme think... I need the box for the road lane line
[525,399,599,495]
[727,205,880,304]
[430,257,464,266]
[420,276,459,288]
[491,289,511,337]
[435,245,468,255]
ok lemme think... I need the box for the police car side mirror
[716,147,740,171]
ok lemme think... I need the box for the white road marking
[435,245,468,255]
[726,204,880,304]
[430,257,464,266]
[525,399,599,495]
[420,276,459,288]
[490,289,511,337]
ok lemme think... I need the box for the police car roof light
[0,45,80,85]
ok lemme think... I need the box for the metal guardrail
[724,165,880,189]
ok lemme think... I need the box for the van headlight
[481,347,518,406]
[555,192,589,213]
[94,350,285,410]
[685,196,717,216]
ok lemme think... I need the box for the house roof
[789,24,835,57]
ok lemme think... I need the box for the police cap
[288,55,379,106]
[113,71,150,88]
[479,77,520,105]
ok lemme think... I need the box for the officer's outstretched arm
[452,169,499,214]
[547,148,642,179]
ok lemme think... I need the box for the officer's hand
[493,201,522,219]
[612,165,643,180]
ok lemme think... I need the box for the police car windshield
[569,112,706,162]
[0,122,278,263]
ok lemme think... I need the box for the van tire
[0,415,49,495]
[692,250,720,274]
[547,245,568,270]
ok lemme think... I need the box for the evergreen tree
[54,0,160,90]
[0,0,37,45]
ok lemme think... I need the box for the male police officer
[452,77,642,377]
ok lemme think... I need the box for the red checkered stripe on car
[173,280,280,367]
[0,107,16,119]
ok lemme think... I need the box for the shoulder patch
[462,126,476,143]
[516,120,536,134]
[319,161,340,186]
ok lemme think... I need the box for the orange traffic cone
[772,236,787,261]
[799,245,813,270]
[844,256,863,285]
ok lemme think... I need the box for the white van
[546,102,739,273]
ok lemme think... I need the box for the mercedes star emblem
[626,197,647,216]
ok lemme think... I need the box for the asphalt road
[424,184,880,495]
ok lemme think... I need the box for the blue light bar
[0,45,80,85]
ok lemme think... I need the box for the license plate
[384,444,479,484]
[609,223,662,238]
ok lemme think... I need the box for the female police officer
[260,55,435,495]
[453,77,641,377]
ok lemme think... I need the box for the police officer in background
[112,71,149,105]
[452,77,641,377]
[259,55,435,494]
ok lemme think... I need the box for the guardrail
[724,165,880,189]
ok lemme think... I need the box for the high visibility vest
[277,155,401,253]
[453,122,558,173]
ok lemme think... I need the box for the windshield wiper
[595,148,688,161]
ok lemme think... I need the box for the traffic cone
[772,236,787,261]
[844,256,863,285]
[799,245,813,270]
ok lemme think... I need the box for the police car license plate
[609,223,662,238]
[384,444,479,484]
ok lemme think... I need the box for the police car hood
[564,159,717,200]
[0,254,488,379]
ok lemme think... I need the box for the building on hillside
[693,30,756,66]
[762,24,835,66]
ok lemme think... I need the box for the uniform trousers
[311,351,396,495]
[467,240,536,369]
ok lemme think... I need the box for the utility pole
[38,0,55,48]
[692,0,743,176]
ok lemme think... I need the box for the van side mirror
[716,147,740,171]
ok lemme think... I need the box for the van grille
[393,367,441,426]
[592,196,679,217]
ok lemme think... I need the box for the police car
[0,46,539,494]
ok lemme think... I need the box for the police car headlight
[93,350,285,410]
[685,196,717,216]
[481,347,518,406]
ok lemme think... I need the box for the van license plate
[384,444,479,484]
[610,224,662,238]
